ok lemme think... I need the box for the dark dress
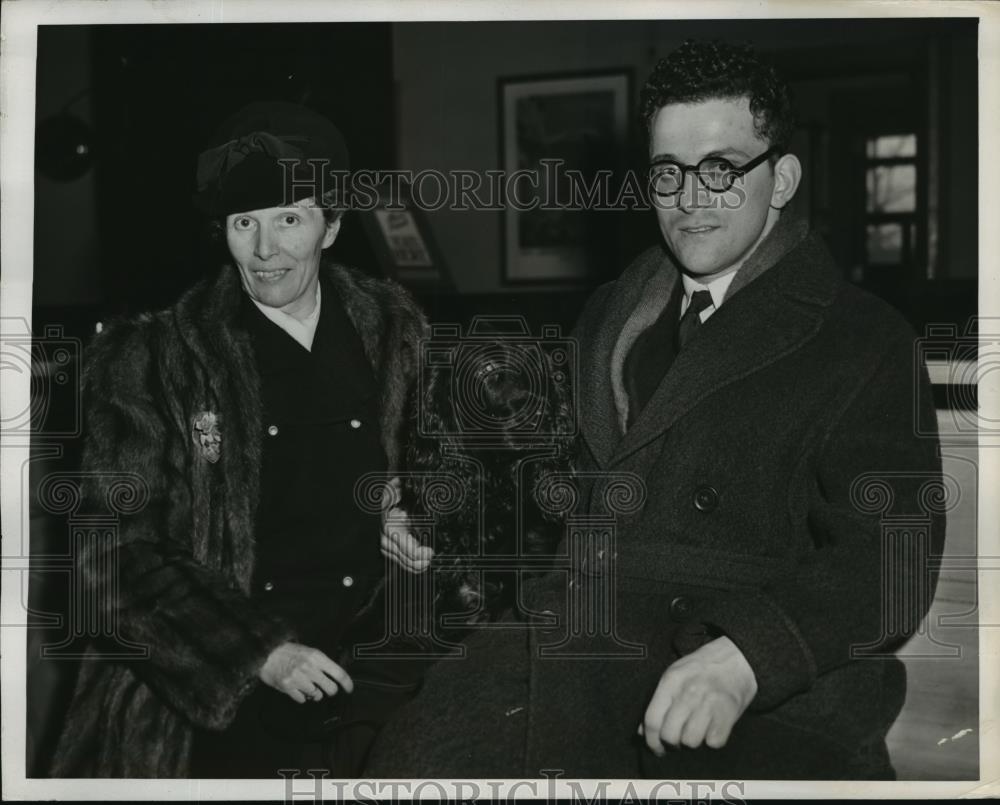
[189,277,405,777]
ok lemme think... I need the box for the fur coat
[49,262,427,778]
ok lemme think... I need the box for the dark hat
[193,101,350,217]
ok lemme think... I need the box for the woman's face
[225,199,340,321]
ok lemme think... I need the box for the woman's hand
[380,476,433,573]
[258,642,354,704]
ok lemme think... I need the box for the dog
[402,338,576,622]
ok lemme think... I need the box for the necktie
[676,289,714,350]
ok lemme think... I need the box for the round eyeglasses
[648,147,780,197]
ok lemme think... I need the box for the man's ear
[770,153,802,210]
[322,215,342,249]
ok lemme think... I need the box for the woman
[48,101,429,778]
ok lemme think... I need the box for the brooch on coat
[192,411,222,464]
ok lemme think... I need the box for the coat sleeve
[77,318,296,731]
[689,328,945,712]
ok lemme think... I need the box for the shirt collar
[248,281,322,352]
[681,269,738,312]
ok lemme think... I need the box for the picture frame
[498,69,631,285]
[357,178,453,290]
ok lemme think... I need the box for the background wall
[31,19,977,329]
[393,20,659,295]
[393,18,977,324]
[33,27,101,307]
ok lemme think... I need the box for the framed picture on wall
[357,178,453,290]
[498,69,631,284]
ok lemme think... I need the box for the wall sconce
[36,90,94,182]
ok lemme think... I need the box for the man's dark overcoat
[49,262,427,778]
[366,216,945,779]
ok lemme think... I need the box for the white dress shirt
[679,269,739,324]
[249,282,322,352]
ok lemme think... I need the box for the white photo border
[2,0,998,800]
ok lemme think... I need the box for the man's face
[226,199,339,320]
[650,96,780,279]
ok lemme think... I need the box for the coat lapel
[609,231,842,466]
[172,264,263,592]
[577,246,674,467]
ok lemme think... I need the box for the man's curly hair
[640,39,795,152]
[402,341,576,622]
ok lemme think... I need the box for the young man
[367,40,944,780]
[567,39,945,779]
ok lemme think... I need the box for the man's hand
[639,635,757,754]
[380,476,433,573]
[259,642,354,704]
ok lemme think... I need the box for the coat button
[349,419,362,429]
[267,425,279,437]
[669,595,693,622]
[692,485,719,512]
[263,581,274,592]
[342,576,354,588]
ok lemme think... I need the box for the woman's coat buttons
[349,419,362,429]
[267,425,279,436]
[342,575,354,587]
[263,581,275,592]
